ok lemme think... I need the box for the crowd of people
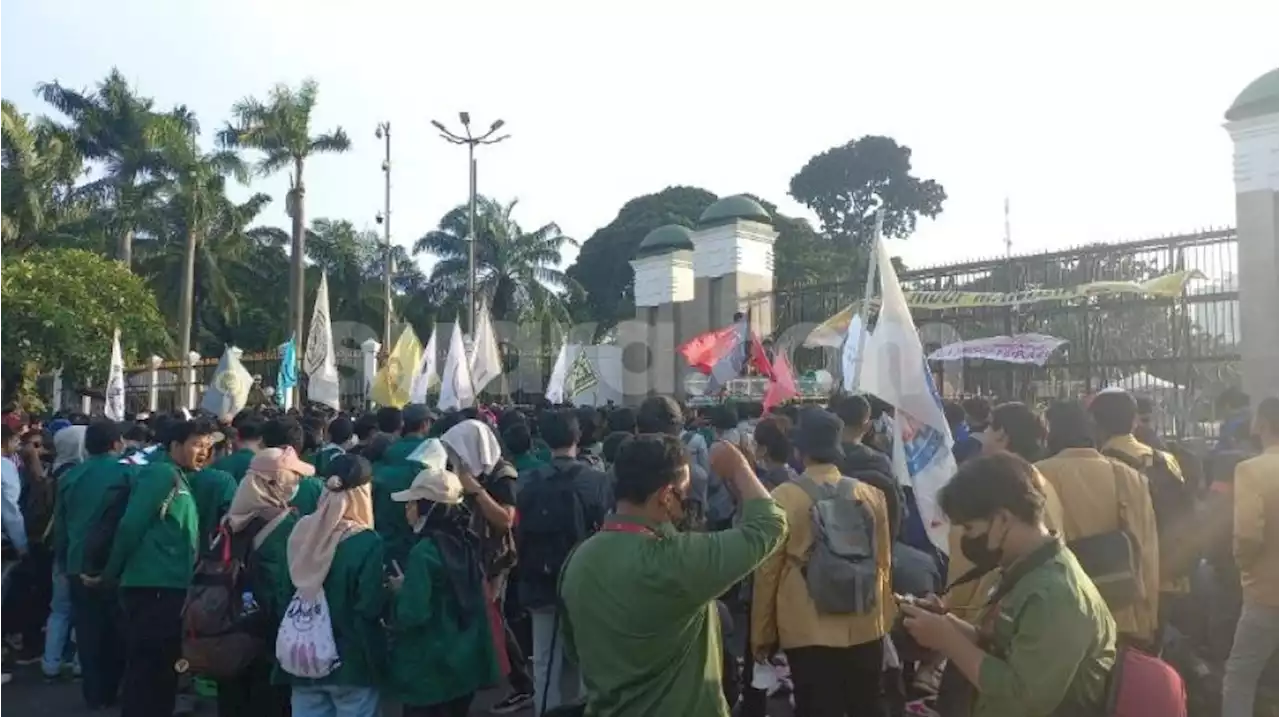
[0,387,1275,717]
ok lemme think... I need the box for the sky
[2,0,1277,278]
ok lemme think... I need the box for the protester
[962,396,992,435]
[946,401,983,464]
[517,409,608,714]
[99,417,218,717]
[1133,396,1168,451]
[312,413,353,475]
[388,455,500,717]
[1221,397,1279,717]
[376,406,404,436]
[1,422,27,572]
[636,396,711,528]
[503,421,544,474]
[262,417,323,515]
[902,452,1117,716]
[212,415,264,482]
[57,422,126,707]
[981,402,1046,463]
[216,441,315,717]
[189,454,238,555]
[751,407,893,717]
[574,406,604,468]
[284,454,386,717]
[371,404,432,566]
[562,434,786,716]
[834,394,904,540]
[1037,400,1161,645]
[752,415,797,490]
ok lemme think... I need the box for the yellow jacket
[750,464,893,651]
[1036,447,1161,642]
[945,467,1065,624]
[1102,434,1189,594]
[1234,446,1278,607]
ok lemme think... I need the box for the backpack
[276,589,341,679]
[1102,448,1196,579]
[517,462,591,609]
[1105,646,1188,717]
[179,520,269,679]
[1066,459,1144,610]
[81,482,131,576]
[793,475,878,614]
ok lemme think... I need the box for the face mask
[959,517,1005,573]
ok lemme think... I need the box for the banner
[438,323,476,411]
[201,346,253,418]
[470,303,503,395]
[371,326,421,408]
[104,329,125,421]
[409,325,439,404]
[303,272,340,410]
[928,333,1068,365]
[806,269,1204,347]
[567,346,600,398]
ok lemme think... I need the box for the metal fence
[756,228,1241,438]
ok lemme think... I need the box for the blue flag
[277,338,298,408]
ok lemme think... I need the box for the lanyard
[601,520,659,539]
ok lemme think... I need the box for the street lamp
[375,121,393,358]
[431,113,510,335]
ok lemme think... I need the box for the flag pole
[849,209,885,392]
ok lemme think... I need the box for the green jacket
[54,454,129,574]
[291,476,324,515]
[388,534,500,706]
[212,448,255,484]
[103,451,200,589]
[561,498,787,717]
[280,529,387,688]
[372,435,427,565]
[973,539,1116,717]
[190,467,237,551]
[245,511,299,626]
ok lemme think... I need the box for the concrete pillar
[629,226,696,403]
[186,351,201,410]
[80,392,91,415]
[361,339,381,407]
[1224,69,1279,402]
[52,368,64,413]
[147,356,162,412]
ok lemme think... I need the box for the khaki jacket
[750,464,893,651]
[944,467,1065,624]
[1036,448,1161,642]
[1234,446,1279,607]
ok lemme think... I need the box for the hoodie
[840,441,904,541]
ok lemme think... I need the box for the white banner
[928,333,1067,366]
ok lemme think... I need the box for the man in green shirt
[57,420,128,709]
[901,452,1116,717]
[560,434,787,717]
[96,417,217,717]
[210,416,263,483]
[372,404,432,566]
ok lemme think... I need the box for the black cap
[402,403,435,427]
[792,407,845,464]
[325,453,373,490]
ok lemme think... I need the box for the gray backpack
[794,475,878,614]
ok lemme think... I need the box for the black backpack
[179,519,269,679]
[517,462,594,609]
[1103,448,1197,580]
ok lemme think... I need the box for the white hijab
[441,419,502,476]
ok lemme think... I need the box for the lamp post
[375,122,393,357]
[430,113,509,335]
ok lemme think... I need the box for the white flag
[303,272,341,410]
[409,325,439,404]
[104,329,126,421]
[545,342,571,404]
[201,346,254,418]
[470,303,503,395]
[438,323,476,411]
[855,233,956,554]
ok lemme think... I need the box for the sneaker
[489,691,534,714]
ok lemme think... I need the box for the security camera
[375,126,383,140]
[375,212,384,225]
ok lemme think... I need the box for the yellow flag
[371,326,422,408]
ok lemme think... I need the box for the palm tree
[304,218,385,326]
[414,197,579,324]
[1,100,92,251]
[35,68,192,267]
[217,80,351,352]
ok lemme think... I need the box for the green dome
[698,195,772,227]
[1225,69,1279,121]
[635,224,695,258]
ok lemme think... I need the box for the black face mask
[959,519,1005,573]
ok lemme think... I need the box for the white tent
[1110,371,1184,392]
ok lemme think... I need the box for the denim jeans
[530,607,582,716]
[1221,602,1279,717]
[290,685,380,717]
[41,564,78,677]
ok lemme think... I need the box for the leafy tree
[414,197,578,325]
[566,186,717,331]
[305,218,388,327]
[1,100,93,252]
[35,68,193,266]
[789,135,946,246]
[218,79,351,347]
[1,249,170,394]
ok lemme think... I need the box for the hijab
[286,477,374,600]
[227,446,312,548]
[441,419,502,476]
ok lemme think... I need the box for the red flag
[678,323,743,375]
[680,319,774,393]
[763,351,797,411]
